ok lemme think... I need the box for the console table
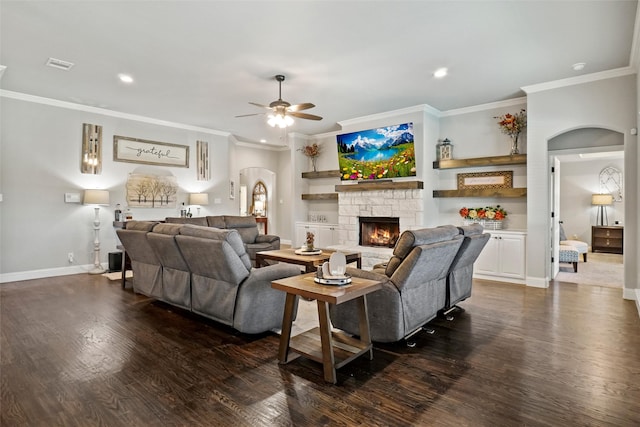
[592,226,623,254]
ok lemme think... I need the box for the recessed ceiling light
[572,62,586,71]
[260,139,267,143]
[433,67,448,78]
[118,73,134,83]
[46,57,74,71]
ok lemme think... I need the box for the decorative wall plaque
[114,135,189,167]
[457,171,513,190]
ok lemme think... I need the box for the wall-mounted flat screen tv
[336,122,415,181]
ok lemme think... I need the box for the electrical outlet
[68,252,74,263]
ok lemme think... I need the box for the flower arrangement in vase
[298,143,322,172]
[494,109,526,155]
[305,232,315,251]
[459,206,507,230]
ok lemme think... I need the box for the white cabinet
[474,231,526,284]
[295,222,339,248]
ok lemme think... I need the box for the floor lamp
[591,193,613,226]
[84,189,110,274]
[189,192,209,216]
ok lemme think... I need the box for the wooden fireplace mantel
[335,180,423,192]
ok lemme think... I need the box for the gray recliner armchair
[329,225,464,343]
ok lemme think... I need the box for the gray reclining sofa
[117,221,300,334]
[330,224,489,343]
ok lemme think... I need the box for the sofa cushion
[152,223,183,235]
[165,217,208,226]
[180,225,252,270]
[223,216,259,244]
[124,220,159,231]
[206,216,226,228]
[386,225,460,276]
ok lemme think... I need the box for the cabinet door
[499,235,526,278]
[317,225,339,248]
[475,235,501,275]
[295,223,319,247]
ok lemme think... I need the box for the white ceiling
[1,1,638,146]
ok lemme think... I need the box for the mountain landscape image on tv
[336,122,416,181]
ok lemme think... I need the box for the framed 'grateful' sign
[114,135,189,167]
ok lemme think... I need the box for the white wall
[558,158,625,244]
[0,96,231,279]
[526,73,637,293]
[437,100,528,230]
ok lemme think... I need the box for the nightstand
[591,226,623,254]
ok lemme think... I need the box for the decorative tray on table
[314,274,352,286]
[294,248,322,256]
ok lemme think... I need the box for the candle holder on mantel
[436,138,453,160]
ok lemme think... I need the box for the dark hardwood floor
[1,274,639,426]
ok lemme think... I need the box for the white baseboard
[525,276,549,288]
[473,273,526,286]
[0,263,103,284]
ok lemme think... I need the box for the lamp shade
[189,193,209,205]
[83,189,110,205]
[591,193,613,206]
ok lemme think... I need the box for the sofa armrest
[255,234,280,245]
[248,263,300,283]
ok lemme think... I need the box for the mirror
[239,167,275,218]
[252,181,267,216]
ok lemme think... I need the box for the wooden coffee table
[271,272,382,384]
[256,248,361,273]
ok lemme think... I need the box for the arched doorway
[548,127,624,287]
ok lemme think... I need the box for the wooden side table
[256,248,361,273]
[255,216,268,234]
[271,273,382,384]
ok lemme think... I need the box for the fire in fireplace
[359,217,400,247]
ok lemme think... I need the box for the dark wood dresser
[591,226,623,254]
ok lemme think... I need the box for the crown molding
[0,90,231,137]
[439,97,527,117]
[521,67,636,95]
[337,103,441,127]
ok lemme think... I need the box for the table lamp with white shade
[591,193,613,226]
[84,189,110,274]
[189,192,209,216]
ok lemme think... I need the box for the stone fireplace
[359,216,400,248]
[331,182,424,269]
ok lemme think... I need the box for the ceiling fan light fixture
[268,113,294,128]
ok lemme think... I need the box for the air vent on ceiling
[46,57,74,71]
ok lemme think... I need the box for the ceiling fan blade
[235,112,266,118]
[288,111,323,121]
[287,102,315,112]
[248,102,272,109]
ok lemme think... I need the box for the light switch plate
[65,192,81,203]
[214,198,221,204]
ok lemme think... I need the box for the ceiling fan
[236,74,322,128]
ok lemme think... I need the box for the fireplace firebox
[359,217,400,247]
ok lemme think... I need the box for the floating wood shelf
[433,188,527,198]
[335,180,423,192]
[301,170,342,179]
[433,154,527,170]
[301,193,339,201]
